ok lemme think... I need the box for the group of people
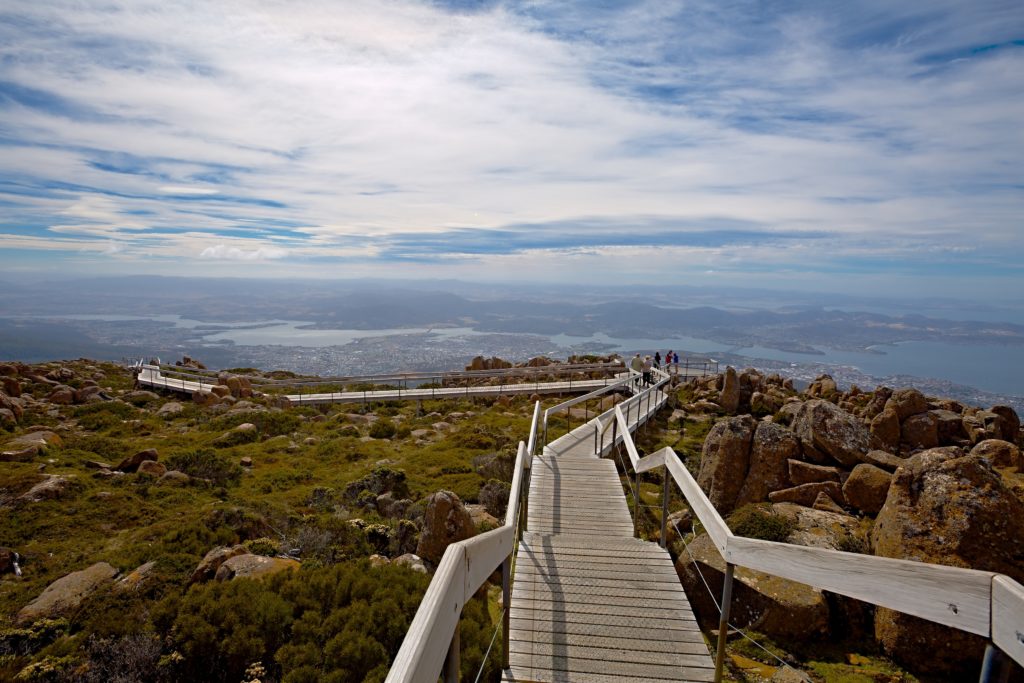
[629,350,681,386]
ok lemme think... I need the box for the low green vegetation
[0,361,527,682]
[728,504,797,542]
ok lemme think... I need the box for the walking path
[505,388,715,682]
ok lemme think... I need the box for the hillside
[1,359,1022,682]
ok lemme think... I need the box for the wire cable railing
[611,414,1024,682]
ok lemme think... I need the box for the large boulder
[861,449,907,472]
[806,374,838,399]
[3,430,62,456]
[0,392,23,422]
[16,562,118,623]
[900,412,938,451]
[770,502,867,550]
[931,409,968,444]
[885,388,928,421]
[871,451,1024,675]
[676,533,829,641]
[2,377,21,397]
[787,460,841,486]
[18,475,79,503]
[970,439,1022,469]
[989,406,1020,443]
[115,448,158,473]
[842,464,892,515]
[735,421,799,507]
[768,481,843,507]
[213,423,258,447]
[416,491,476,564]
[719,366,740,414]
[46,385,75,405]
[697,415,756,514]
[190,545,250,583]
[792,400,874,466]
[215,554,299,581]
[869,409,900,452]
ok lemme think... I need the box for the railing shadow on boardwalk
[386,363,1024,683]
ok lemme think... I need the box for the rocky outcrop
[415,491,476,564]
[115,448,158,473]
[787,460,841,486]
[213,423,258,447]
[393,553,428,574]
[734,422,799,508]
[842,464,891,515]
[871,451,1024,674]
[970,439,1022,469]
[116,561,157,592]
[677,533,829,641]
[17,562,118,623]
[18,475,79,503]
[771,502,867,551]
[989,405,1020,443]
[768,481,843,507]
[214,554,299,581]
[190,545,250,583]
[885,388,928,421]
[719,366,740,414]
[137,460,168,477]
[900,412,938,451]
[698,415,756,514]
[791,399,874,466]
[2,430,62,457]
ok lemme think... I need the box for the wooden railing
[143,360,625,390]
[385,402,541,683]
[613,430,1024,679]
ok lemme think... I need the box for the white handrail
[629,433,1024,666]
[388,402,541,682]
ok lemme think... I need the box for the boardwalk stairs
[508,399,714,682]
[386,364,1024,683]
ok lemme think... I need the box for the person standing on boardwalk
[673,351,679,373]
[654,351,661,369]
[630,353,644,389]
[666,350,674,375]
[642,355,653,387]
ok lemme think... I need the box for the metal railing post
[714,563,735,683]
[633,471,640,537]
[660,467,670,548]
[502,557,511,669]
[444,623,460,683]
[594,423,599,455]
[979,643,1010,683]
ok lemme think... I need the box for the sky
[0,0,1022,298]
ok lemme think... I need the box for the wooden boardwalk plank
[508,386,713,682]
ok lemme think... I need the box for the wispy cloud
[0,0,1021,295]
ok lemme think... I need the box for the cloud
[199,244,289,261]
[0,0,1020,296]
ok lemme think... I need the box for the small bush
[73,402,138,431]
[244,537,281,556]
[368,419,396,440]
[0,619,69,657]
[728,505,795,543]
[337,425,360,438]
[165,449,243,487]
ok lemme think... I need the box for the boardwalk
[135,364,710,405]
[505,390,715,682]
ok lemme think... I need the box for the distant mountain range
[4,276,1023,355]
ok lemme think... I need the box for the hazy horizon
[1,1,1022,299]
